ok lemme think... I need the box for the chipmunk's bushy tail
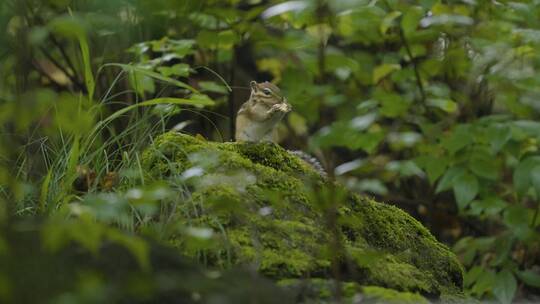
[288,150,327,178]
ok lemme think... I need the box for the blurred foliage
[1,216,291,303]
[0,0,540,303]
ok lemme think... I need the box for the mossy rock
[142,132,464,299]
[278,279,429,303]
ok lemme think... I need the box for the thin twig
[531,203,539,229]
[380,0,426,104]
[32,59,65,89]
[49,34,80,81]
[24,6,84,91]
[39,47,86,92]
[228,50,236,141]
[399,28,426,104]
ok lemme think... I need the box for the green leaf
[375,89,410,118]
[107,229,150,271]
[420,14,473,27]
[39,169,53,213]
[415,155,448,184]
[441,125,472,155]
[103,63,198,93]
[306,24,333,44]
[452,172,478,209]
[514,120,540,138]
[188,94,216,106]
[357,179,388,195]
[493,269,517,304]
[427,98,457,113]
[492,234,514,266]
[84,97,214,150]
[197,30,239,49]
[167,39,196,58]
[503,205,534,240]
[78,34,94,101]
[401,6,424,37]
[436,166,465,193]
[513,157,540,196]
[373,64,401,84]
[472,269,495,297]
[380,11,402,35]
[516,270,540,288]
[531,166,540,198]
[70,218,104,255]
[49,15,94,100]
[129,71,155,96]
[400,161,424,177]
[469,197,508,216]
[66,136,80,182]
[199,81,228,94]
[157,63,190,77]
[468,148,499,180]
[464,266,483,288]
[48,15,86,38]
[487,123,512,153]
[311,121,385,154]
[288,112,308,136]
[514,160,531,196]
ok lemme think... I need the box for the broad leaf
[530,166,540,198]
[427,98,457,113]
[103,63,198,93]
[493,269,517,304]
[452,172,478,209]
[486,123,512,153]
[516,270,540,288]
[513,157,540,196]
[468,149,500,180]
[503,205,534,240]
[436,166,465,193]
[472,269,495,297]
[441,125,473,155]
[375,90,410,118]
[380,11,402,35]
[415,155,448,185]
[401,6,424,37]
[373,64,401,84]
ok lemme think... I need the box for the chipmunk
[235,81,292,142]
[235,81,326,177]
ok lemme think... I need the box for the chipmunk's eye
[262,88,272,96]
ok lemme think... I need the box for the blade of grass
[79,35,94,101]
[64,135,81,191]
[102,63,199,93]
[83,97,214,150]
[39,169,53,213]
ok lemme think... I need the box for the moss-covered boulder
[142,132,464,300]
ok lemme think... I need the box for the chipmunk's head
[249,81,287,105]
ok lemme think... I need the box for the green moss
[232,142,318,178]
[142,132,464,299]
[277,280,429,304]
[346,196,464,294]
[277,278,362,302]
[366,255,434,293]
[362,286,429,304]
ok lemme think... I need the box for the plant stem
[399,28,426,104]
[531,202,539,228]
[229,47,236,141]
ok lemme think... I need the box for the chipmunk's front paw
[281,102,292,112]
[268,103,292,114]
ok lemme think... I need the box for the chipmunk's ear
[250,81,258,92]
